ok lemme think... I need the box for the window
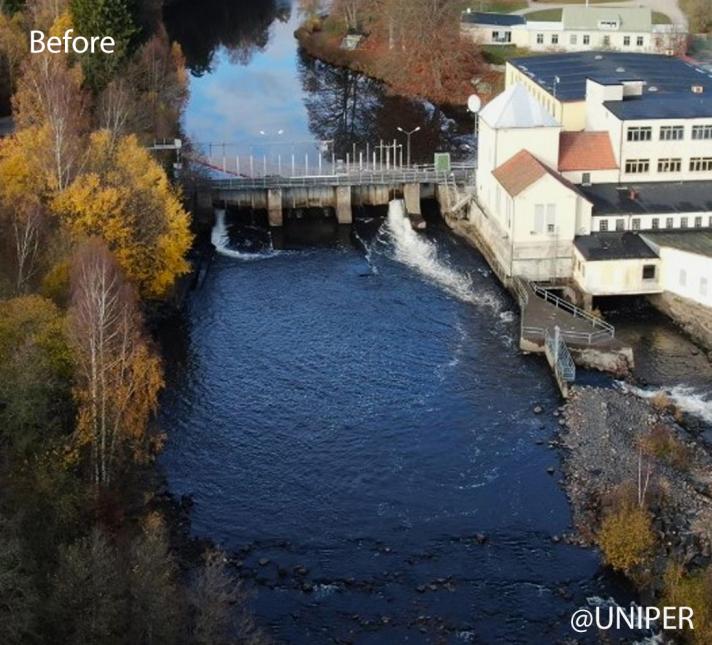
[690,157,712,172]
[652,218,660,230]
[666,217,674,228]
[627,127,652,141]
[660,126,684,141]
[599,219,609,231]
[701,277,709,298]
[534,204,545,233]
[637,36,644,46]
[623,36,631,46]
[695,216,703,228]
[625,159,650,173]
[681,216,689,228]
[546,204,556,233]
[570,34,577,45]
[709,216,712,227]
[643,265,656,280]
[603,35,610,46]
[582,172,591,186]
[632,218,641,230]
[551,34,559,44]
[692,125,712,140]
[583,34,590,45]
[616,219,625,231]
[658,158,682,172]
[536,33,544,44]
[679,269,687,287]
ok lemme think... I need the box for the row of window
[534,33,645,47]
[624,157,712,173]
[598,215,712,231]
[627,125,712,142]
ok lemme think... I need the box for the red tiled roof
[493,149,589,200]
[558,131,618,172]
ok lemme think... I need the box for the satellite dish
[467,94,482,114]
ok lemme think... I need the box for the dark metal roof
[509,53,712,118]
[580,181,712,216]
[461,11,526,26]
[574,232,659,261]
[642,231,712,258]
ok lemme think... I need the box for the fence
[545,327,576,384]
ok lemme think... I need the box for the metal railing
[545,327,576,383]
[204,161,476,191]
[530,283,615,337]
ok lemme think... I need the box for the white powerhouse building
[470,52,712,315]
[461,6,686,55]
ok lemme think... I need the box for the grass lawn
[459,0,527,13]
[525,8,562,21]
[482,44,532,64]
[652,11,672,25]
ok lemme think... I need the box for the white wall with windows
[592,212,712,233]
[573,250,663,295]
[641,244,712,307]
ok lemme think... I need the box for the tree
[191,549,271,645]
[0,295,73,451]
[127,513,183,644]
[67,240,163,486]
[70,0,138,90]
[0,514,38,644]
[12,51,89,190]
[26,0,69,31]
[53,130,192,298]
[0,12,27,105]
[49,527,127,644]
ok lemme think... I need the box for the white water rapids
[211,209,281,261]
[618,382,712,425]
[384,200,505,314]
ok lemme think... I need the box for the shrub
[598,501,655,574]
[650,391,672,413]
[662,563,712,644]
[641,424,692,471]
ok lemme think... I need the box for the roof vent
[594,55,604,60]
[648,86,658,92]
[616,67,625,73]
[692,84,704,94]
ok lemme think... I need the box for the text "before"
[30,30,115,54]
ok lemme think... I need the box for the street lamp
[397,126,421,167]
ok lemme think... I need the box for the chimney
[692,84,704,94]
[629,188,638,200]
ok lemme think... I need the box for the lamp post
[397,126,421,167]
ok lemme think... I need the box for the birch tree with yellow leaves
[54,130,192,299]
[68,239,163,486]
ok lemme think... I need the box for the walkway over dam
[200,158,476,226]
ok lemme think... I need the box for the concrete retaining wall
[649,292,712,351]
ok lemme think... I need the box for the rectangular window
[582,172,591,186]
[603,35,610,46]
[615,219,625,231]
[632,218,641,230]
[658,158,682,172]
[681,216,689,228]
[690,157,712,171]
[536,33,544,44]
[551,34,558,44]
[652,217,660,230]
[623,36,631,46]
[570,34,577,45]
[701,277,709,298]
[627,127,652,142]
[534,204,545,233]
[583,34,590,45]
[660,126,684,141]
[692,125,712,140]
[546,204,556,233]
[666,217,674,228]
[625,159,650,173]
[637,36,644,46]
[709,216,712,227]
[599,219,609,232]
[695,216,703,228]
[680,269,687,287]
[643,265,656,280]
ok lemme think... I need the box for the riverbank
[294,21,500,107]
[561,385,712,636]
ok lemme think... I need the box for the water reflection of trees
[163,0,291,76]
[297,50,469,164]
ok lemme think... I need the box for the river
[160,1,712,642]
